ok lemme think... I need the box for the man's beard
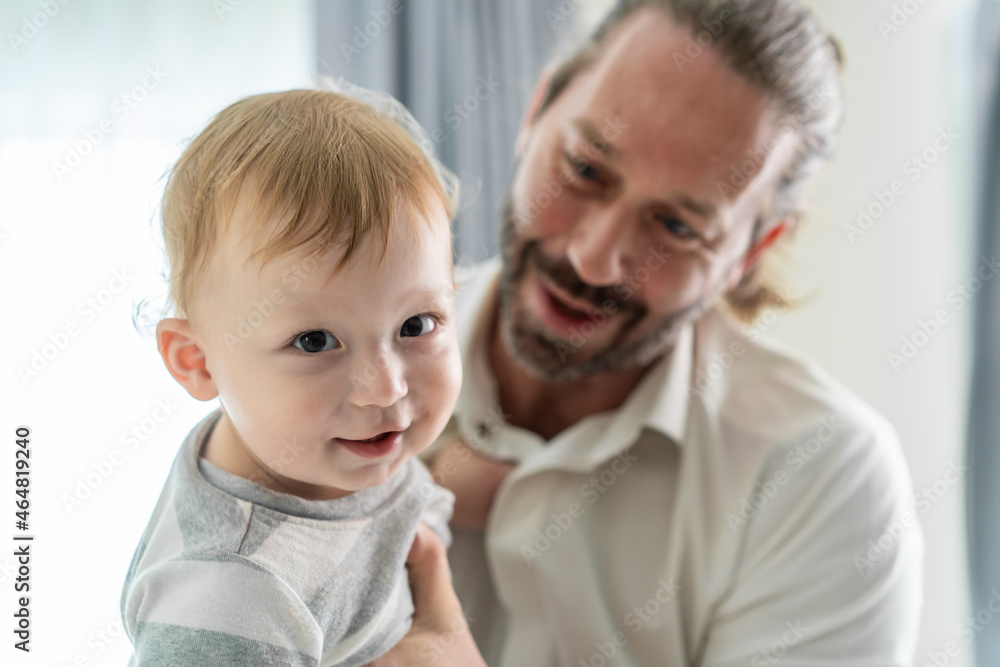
[496,189,712,383]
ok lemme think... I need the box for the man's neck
[486,297,652,442]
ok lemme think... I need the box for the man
[376,1,922,665]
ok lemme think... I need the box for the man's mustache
[523,241,645,319]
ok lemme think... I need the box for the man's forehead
[554,10,795,231]
[585,16,773,159]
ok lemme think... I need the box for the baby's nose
[348,352,408,408]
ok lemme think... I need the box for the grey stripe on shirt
[121,409,454,667]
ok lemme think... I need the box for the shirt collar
[452,257,693,463]
[636,320,693,448]
[452,257,505,446]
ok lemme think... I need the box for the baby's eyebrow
[276,283,455,311]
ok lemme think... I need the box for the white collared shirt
[430,257,922,667]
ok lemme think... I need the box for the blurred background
[0,0,990,664]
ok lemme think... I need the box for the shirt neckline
[185,410,412,522]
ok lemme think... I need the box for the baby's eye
[400,315,437,338]
[292,330,339,353]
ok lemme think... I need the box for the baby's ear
[156,319,218,401]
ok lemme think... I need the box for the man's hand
[431,438,516,530]
[366,524,486,667]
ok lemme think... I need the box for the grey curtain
[968,1,1000,664]
[315,0,570,263]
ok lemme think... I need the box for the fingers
[406,523,465,632]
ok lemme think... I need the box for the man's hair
[160,88,456,317]
[539,0,845,320]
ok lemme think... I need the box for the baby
[121,86,462,666]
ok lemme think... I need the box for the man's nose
[565,205,632,287]
[348,350,407,408]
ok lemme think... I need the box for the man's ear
[515,63,556,157]
[725,219,791,291]
[743,219,790,269]
[156,318,218,401]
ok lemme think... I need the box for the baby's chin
[301,452,415,497]
[270,426,442,498]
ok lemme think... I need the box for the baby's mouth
[335,431,403,460]
[355,432,392,443]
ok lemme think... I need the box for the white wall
[765,1,976,665]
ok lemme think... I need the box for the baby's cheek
[444,339,463,395]
[423,347,462,413]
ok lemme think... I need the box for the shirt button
[475,422,492,441]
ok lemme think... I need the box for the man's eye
[292,330,339,353]
[660,216,699,241]
[566,153,600,181]
[400,315,438,338]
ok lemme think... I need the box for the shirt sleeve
[123,553,323,667]
[410,458,455,549]
[700,418,923,666]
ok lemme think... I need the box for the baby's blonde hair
[161,88,456,317]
